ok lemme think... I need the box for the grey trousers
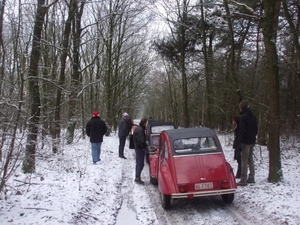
[240,144,255,183]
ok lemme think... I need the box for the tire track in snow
[116,148,159,225]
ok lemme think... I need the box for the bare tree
[51,1,75,151]
[65,0,85,144]
[261,0,282,182]
[0,0,6,161]
[23,0,58,173]
[86,0,153,130]
[0,0,6,97]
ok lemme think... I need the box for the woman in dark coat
[133,118,148,184]
[232,115,241,178]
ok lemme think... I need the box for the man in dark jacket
[118,112,130,159]
[133,118,148,184]
[86,111,107,164]
[237,100,258,186]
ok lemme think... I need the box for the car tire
[145,153,150,164]
[160,192,171,209]
[221,193,234,203]
[150,176,158,185]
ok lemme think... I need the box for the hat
[122,112,129,118]
[93,111,99,117]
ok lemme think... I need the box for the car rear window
[173,137,218,154]
[151,125,175,134]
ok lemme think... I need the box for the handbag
[129,134,135,149]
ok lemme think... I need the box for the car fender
[158,165,176,195]
[226,161,237,188]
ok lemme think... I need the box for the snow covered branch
[227,0,260,19]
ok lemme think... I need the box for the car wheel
[160,191,171,209]
[150,176,158,185]
[148,164,158,185]
[221,193,234,203]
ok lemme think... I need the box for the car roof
[164,127,217,141]
[147,120,176,127]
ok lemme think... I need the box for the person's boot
[134,178,144,184]
[237,180,247,186]
[246,178,255,183]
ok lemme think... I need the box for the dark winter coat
[118,118,130,137]
[238,108,258,145]
[86,116,107,143]
[133,125,147,150]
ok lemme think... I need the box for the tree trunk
[22,0,48,173]
[200,0,215,128]
[223,0,242,103]
[0,0,6,160]
[53,0,74,152]
[66,1,85,144]
[261,0,282,182]
[180,0,190,128]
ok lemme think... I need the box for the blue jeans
[91,142,102,163]
[135,148,145,179]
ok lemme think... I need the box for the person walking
[232,115,241,178]
[237,100,258,186]
[86,111,107,164]
[118,112,130,159]
[133,118,148,184]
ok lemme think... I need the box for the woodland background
[0,0,299,193]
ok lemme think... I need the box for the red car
[149,127,237,209]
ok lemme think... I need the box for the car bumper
[171,188,236,199]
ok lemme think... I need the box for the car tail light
[220,180,229,189]
[178,184,187,193]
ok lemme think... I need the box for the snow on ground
[0,130,300,225]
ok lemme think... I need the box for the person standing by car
[118,112,130,159]
[133,118,148,184]
[237,100,258,186]
[86,111,107,164]
[232,115,241,178]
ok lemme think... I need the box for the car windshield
[151,125,175,134]
[173,137,218,154]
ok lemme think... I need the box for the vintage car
[149,127,237,209]
[145,120,176,164]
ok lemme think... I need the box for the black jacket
[86,116,107,143]
[238,108,258,145]
[133,125,147,150]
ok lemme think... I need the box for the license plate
[195,182,213,190]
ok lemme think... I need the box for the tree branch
[227,0,260,19]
